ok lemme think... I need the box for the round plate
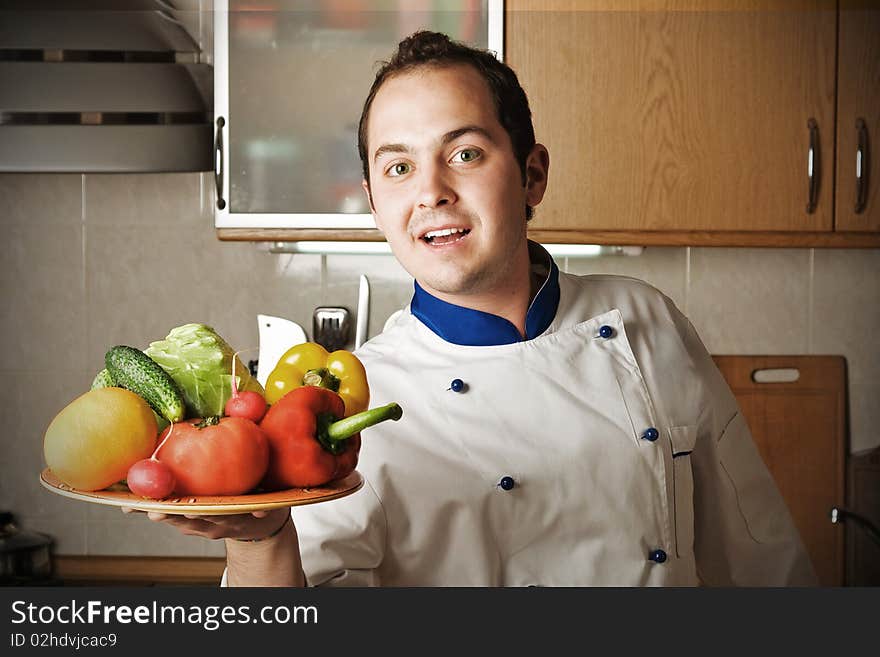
[39,468,364,516]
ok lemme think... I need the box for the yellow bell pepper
[265,342,369,416]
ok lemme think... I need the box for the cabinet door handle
[214,116,227,211]
[806,118,820,214]
[855,118,869,214]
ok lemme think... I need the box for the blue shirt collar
[410,241,560,346]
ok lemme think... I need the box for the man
[148,31,816,587]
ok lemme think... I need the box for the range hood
[0,0,213,173]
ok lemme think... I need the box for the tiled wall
[1,171,878,558]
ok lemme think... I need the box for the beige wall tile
[84,505,206,556]
[201,170,214,221]
[323,254,413,347]
[0,174,82,226]
[688,248,812,355]
[812,249,880,386]
[18,514,87,556]
[564,247,688,314]
[1,224,87,371]
[259,251,325,341]
[85,173,202,227]
[84,225,322,372]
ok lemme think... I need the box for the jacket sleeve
[668,305,818,586]
[290,476,387,587]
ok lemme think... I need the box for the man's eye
[452,148,481,164]
[387,162,412,177]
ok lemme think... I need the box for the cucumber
[89,365,170,433]
[105,345,186,423]
[90,368,116,390]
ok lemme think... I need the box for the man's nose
[417,162,457,209]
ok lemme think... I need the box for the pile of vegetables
[43,323,402,500]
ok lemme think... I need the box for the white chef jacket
[273,242,816,587]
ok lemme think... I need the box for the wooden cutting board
[712,355,847,586]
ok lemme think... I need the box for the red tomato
[156,416,269,496]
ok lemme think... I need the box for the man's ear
[362,179,381,231]
[524,144,550,208]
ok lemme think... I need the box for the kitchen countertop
[52,555,225,587]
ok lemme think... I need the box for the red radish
[224,348,267,422]
[126,423,176,499]
[127,458,175,499]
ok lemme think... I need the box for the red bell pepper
[259,385,402,489]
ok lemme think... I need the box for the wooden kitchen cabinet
[508,1,880,247]
[835,1,880,233]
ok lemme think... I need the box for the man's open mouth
[421,227,471,245]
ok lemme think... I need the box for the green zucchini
[105,345,186,423]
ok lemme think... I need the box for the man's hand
[121,506,305,586]
[122,506,290,541]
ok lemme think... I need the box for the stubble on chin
[421,262,498,297]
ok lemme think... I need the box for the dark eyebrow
[441,125,495,147]
[372,125,495,163]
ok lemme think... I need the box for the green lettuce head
[145,323,263,419]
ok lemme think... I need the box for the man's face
[363,64,546,301]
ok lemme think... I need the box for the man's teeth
[423,227,469,242]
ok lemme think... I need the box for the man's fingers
[148,514,221,536]
[123,507,292,540]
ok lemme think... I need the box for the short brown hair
[358,30,537,219]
